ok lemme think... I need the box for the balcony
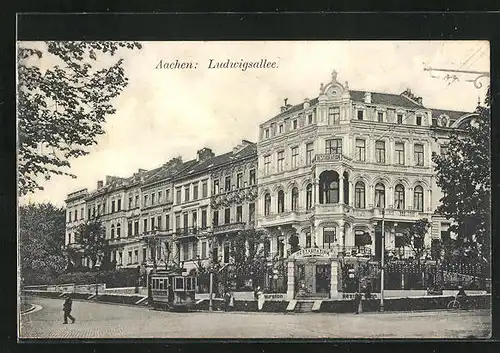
[172,226,210,240]
[66,242,83,251]
[258,211,309,228]
[210,185,258,209]
[313,153,350,163]
[213,222,246,235]
[349,207,427,220]
[314,203,351,215]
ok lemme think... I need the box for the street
[19,297,491,339]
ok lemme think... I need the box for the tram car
[150,269,197,312]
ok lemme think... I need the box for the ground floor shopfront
[286,247,341,300]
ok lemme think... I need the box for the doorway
[316,265,331,294]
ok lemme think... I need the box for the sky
[19,40,490,206]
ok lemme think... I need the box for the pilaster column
[330,260,339,299]
[314,177,320,205]
[287,260,295,299]
[428,189,432,212]
[349,181,354,207]
[339,174,344,204]
[337,220,344,247]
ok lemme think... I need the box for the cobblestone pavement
[19,297,491,339]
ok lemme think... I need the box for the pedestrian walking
[62,295,76,324]
[353,292,362,314]
[229,292,234,312]
[223,291,229,312]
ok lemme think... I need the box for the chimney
[303,98,310,109]
[364,92,372,104]
[233,140,253,154]
[105,176,114,185]
[97,180,103,189]
[197,147,215,162]
[416,97,423,105]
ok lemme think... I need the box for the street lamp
[373,208,386,312]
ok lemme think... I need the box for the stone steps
[294,301,314,313]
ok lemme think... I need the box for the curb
[21,304,36,315]
[21,304,43,316]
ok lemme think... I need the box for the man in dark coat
[63,296,76,324]
[354,292,363,314]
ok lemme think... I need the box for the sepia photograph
[18,40,491,339]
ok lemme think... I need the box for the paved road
[19,297,491,339]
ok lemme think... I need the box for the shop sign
[291,247,333,259]
[263,293,287,301]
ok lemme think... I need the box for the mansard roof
[263,90,424,126]
[430,108,471,122]
[173,143,257,181]
[350,90,422,109]
[142,159,197,186]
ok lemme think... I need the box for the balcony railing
[210,185,258,209]
[314,153,350,163]
[213,222,246,234]
[173,226,210,239]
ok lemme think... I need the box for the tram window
[175,277,184,290]
[186,278,192,290]
[159,279,164,290]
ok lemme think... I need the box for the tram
[150,269,197,312]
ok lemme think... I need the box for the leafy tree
[19,203,67,285]
[75,218,108,269]
[230,228,268,290]
[402,218,431,260]
[432,92,491,265]
[18,41,142,196]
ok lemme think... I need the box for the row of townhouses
[65,70,478,277]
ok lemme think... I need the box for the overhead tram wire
[458,44,486,71]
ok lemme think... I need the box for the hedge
[262,301,289,312]
[96,294,145,305]
[320,295,491,313]
[54,268,139,288]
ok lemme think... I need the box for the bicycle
[447,295,468,310]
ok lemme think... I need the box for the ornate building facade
[65,70,479,296]
[255,70,478,297]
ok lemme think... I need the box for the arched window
[277,190,285,213]
[355,182,365,208]
[375,183,385,208]
[306,184,313,210]
[319,171,339,204]
[111,224,115,239]
[264,193,271,216]
[116,223,121,238]
[394,184,405,210]
[291,187,299,211]
[414,186,424,212]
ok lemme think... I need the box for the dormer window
[308,114,313,125]
[397,114,403,124]
[416,116,422,126]
[377,112,384,123]
[265,128,270,138]
[279,124,284,133]
[357,110,364,120]
[293,120,298,129]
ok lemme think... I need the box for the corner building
[256,71,478,295]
